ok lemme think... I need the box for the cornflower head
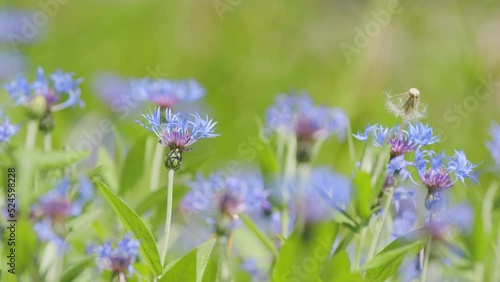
[0,112,19,145]
[414,149,478,212]
[131,78,205,108]
[354,122,439,159]
[3,67,83,131]
[182,171,269,236]
[309,167,351,210]
[31,176,93,250]
[265,92,348,162]
[137,107,219,170]
[90,235,140,279]
[486,122,500,168]
[385,88,426,121]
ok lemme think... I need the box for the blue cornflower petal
[3,74,31,105]
[0,114,19,144]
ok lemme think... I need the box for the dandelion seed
[385,88,426,121]
[137,107,219,170]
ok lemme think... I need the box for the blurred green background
[2,0,500,181]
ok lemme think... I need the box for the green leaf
[362,228,426,282]
[60,258,93,282]
[94,178,162,276]
[160,239,217,282]
[240,214,279,258]
[322,251,363,282]
[97,146,119,190]
[272,221,339,281]
[352,171,375,220]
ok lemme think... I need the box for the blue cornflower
[0,113,19,144]
[90,235,140,278]
[182,171,269,234]
[310,167,351,209]
[414,149,478,212]
[0,9,42,43]
[92,72,132,109]
[486,122,500,167]
[131,78,205,108]
[265,93,348,140]
[138,107,218,151]
[31,177,93,250]
[138,107,219,170]
[3,67,83,112]
[354,122,439,158]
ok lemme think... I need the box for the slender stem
[150,141,165,191]
[43,132,52,152]
[366,187,394,262]
[160,169,175,267]
[280,136,296,238]
[354,228,366,270]
[25,120,38,149]
[421,215,433,282]
[218,236,232,282]
[118,272,126,282]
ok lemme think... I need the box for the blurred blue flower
[310,167,351,209]
[241,258,268,281]
[137,107,219,151]
[132,78,205,108]
[33,219,67,251]
[414,149,478,212]
[90,235,140,277]
[486,122,500,167]
[0,51,27,80]
[354,122,439,157]
[392,187,417,238]
[0,9,43,43]
[31,177,94,250]
[92,72,132,108]
[0,112,19,144]
[3,67,83,111]
[265,93,348,140]
[182,171,269,225]
[425,203,474,240]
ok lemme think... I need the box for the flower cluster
[354,122,439,158]
[31,176,93,250]
[132,78,205,108]
[4,67,83,113]
[0,112,19,145]
[182,171,270,235]
[90,236,140,278]
[414,149,478,212]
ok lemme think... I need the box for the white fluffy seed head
[408,88,420,97]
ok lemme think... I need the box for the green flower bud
[164,148,183,171]
[39,111,54,132]
[27,95,48,120]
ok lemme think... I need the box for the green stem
[150,141,165,191]
[218,236,232,282]
[421,215,433,282]
[281,137,297,238]
[160,169,174,267]
[25,120,38,149]
[354,228,366,270]
[43,132,52,152]
[366,187,394,262]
